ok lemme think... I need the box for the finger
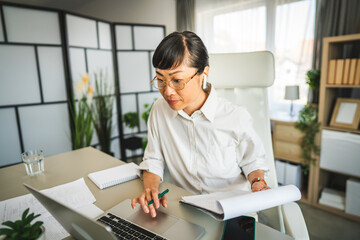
[139,193,150,214]
[131,198,138,209]
[151,191,160,209]
[145,192,157,218]
[160,195,168,208]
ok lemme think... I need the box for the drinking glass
[22,150,45,176]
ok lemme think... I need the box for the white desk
[0,147,292,240]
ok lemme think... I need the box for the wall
[1,0,176,35]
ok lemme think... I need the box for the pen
[148,189,169,206]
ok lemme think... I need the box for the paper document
[180,185,301,220]
[0,178,103,240]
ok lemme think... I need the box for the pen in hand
[148,189,169,206]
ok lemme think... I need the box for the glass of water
[22,150,45,176]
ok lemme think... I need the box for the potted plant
[306,69,320,104]
[69,73,94,150]
[123,112,142,151]
[90,70,115,155]
[0,208,45,240]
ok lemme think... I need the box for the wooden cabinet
[271,115,313,204]
[314,34,360,222]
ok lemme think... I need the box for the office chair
[209,51,309,240]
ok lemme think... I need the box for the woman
[131,31,270,218]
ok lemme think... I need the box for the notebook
[88,162,139,189]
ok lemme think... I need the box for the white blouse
[138,85,269,194]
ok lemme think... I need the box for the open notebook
[180,185,301,220]
[88,162,140,189]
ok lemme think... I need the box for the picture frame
[329,98,360,130]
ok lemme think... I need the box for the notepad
[180,185,301,221]
[88,162,140,189]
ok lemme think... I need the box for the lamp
[285,85,299,117]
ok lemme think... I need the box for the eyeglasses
[150,72,198,90]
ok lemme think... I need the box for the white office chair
[209,51,309,240]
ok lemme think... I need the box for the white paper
[181,185,301,220]
[0,178,104,240]
[335,102,357,124]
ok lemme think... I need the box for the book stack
[327,58,360,85]
[318,187,345,210]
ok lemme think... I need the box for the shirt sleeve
[235,108,269,179]
[138,100,165,181]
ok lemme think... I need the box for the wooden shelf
[314,203,360,223]
[322,126,360,134]
[314,33,360,221]
[325,84,360,88]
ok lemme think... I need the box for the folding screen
[65,13,121,159]
[115,24,164,159]
[0,2,166,166]
[0,4,71,166]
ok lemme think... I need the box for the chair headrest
[208,51,275,88]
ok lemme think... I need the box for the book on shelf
[335,59,344,85]
[355,59,360,85]
[318,187,345,210]
[180,185,301,221]
[349,59,357,85]
[328,59,336,84]
[343,59,350,84]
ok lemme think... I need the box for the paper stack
[318,188,345,210]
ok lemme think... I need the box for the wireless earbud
[203,75,207,89]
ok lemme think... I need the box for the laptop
[24,184,205,240]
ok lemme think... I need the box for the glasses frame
[150,71,198,90]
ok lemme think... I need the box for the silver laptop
[24,184,205,240]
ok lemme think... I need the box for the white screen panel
[111,138,121,159]
[138,92,161,132]
[0,11,4,42]
[118,52,150,93]
[98,22,112,50]
[121,94,137,134]
[134,26,164,50]
[0,45,41,106]
[0,108,21,166]
[19,104,72,157]
[69,48,86,84]
[4,6,60,44]
[87,50,115,91]
[38,47,67,102]
[115,25,132,50]
[66,14,97,48]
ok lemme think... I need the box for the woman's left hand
[251,181,271,192]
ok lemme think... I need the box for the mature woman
[131,31,270,218]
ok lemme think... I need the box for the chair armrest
[281,202,309,240]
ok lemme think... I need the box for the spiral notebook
[88,162,140,189]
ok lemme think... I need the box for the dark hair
[152,31,209,74]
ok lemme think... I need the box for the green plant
[295,104,321,174]
[91,70,114,155]
[306,69,320,90]
[123,112,139,131]
[69,73,94,149]
[0,208,44,240]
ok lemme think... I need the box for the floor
[298,202,360,240]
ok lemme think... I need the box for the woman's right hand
[131,171,167,218]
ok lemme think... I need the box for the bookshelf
[314,34,360,222]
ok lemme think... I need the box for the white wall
[74,0,176,35]
[3,0,176,35]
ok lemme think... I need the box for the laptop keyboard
[97,213,167,240]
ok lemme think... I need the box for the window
[196,0,315,114]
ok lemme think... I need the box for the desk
[0,147,292,240]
